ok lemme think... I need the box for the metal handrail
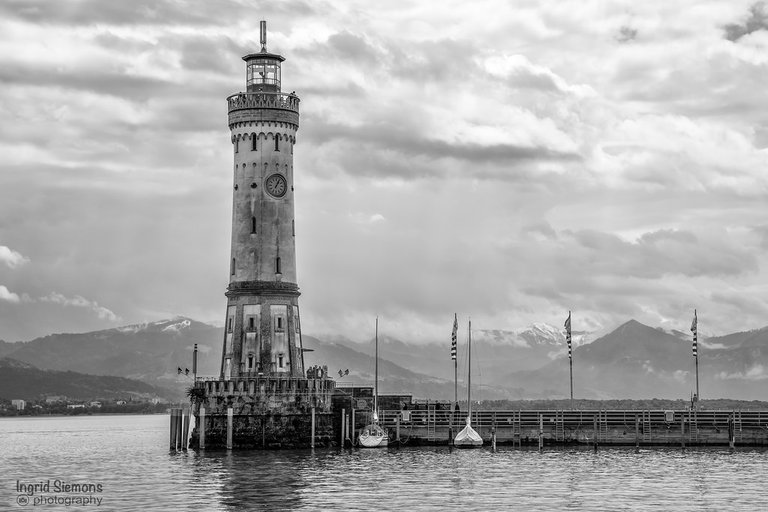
[227,92,299,114]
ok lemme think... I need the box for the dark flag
[185,368,190,376]
[564,311,572,361]
[451,313,458,361]
[691,309,698,358]
[177,367,182,375]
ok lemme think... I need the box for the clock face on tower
[265,174,287,198]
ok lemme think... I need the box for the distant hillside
[322,322,583,389]
[0,357,176,401]
[2,318,221,388]
[507,320,768,400]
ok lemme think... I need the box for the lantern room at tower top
[243,21,285,93]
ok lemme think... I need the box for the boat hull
[359,424,389,448]
[453,423,483,448]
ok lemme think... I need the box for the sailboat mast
[374,316,378,414]
[467,319,471,418]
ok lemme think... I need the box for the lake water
[1,414,765,511]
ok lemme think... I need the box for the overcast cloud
[0,0,766,343]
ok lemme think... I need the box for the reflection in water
[2,416,768,511]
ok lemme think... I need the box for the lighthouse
[189,22,335,450]
[220,21,303,381]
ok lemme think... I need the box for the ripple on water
[1,416,766,511]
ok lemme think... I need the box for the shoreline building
[190,23,335,449]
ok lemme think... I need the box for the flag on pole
[451,313,458,361]
[564,311,572,361]
[691,309,698,358]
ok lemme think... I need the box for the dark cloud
[0,0,319,28]
[0,62,174,102]
[566,229,758,279]
[327,32,381,66]
[301,118,579,179]
[616,26,638,43]
[724,2,768,41]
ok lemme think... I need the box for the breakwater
[357,408,768,447]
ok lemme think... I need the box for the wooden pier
[358,408,768,447]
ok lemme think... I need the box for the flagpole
[568,311,573,410]
[692,309,700,410]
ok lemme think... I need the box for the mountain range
[0,317,766,401]
[0,357,172,401]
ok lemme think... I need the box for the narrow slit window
[274,134,280,151]
[292,219,295,237]
[251,217,257,234]
[278,354,284,368]
[248,317,254,330]
[234,138,239,153]
[231,258,235,275]
[248,355,254,370]
[251,136,257,151]
[275,257,281,274]
[227,318,233,332]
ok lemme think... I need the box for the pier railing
[363,409,768,445]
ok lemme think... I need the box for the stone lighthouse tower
[190,22,335,450]
[220,21,304,381]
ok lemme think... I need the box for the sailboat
[454,318,483,447]
[359,316,389,448]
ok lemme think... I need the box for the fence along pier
[364,408,767,447]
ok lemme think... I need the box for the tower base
[189,373,335,450]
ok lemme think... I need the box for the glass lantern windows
[246,58,281,92]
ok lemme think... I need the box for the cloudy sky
[1,0,767,343]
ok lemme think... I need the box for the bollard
[311,407,316,449]
[226,407,233,450]
[199,406,206,450]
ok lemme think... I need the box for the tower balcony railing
[227,92,300,115]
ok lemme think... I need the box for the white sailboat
[359,316,389,448]
[454,318,483,447]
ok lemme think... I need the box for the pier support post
[396,416,401,443]
[681,415,685,450]
[199,406,206,449]
[351,409,356,444]
[226,407,233,450]
[311,407,316,449]
[593,415,598,451]
[340,408,345,448]
[492,427,497,451]
[635,415,639,451]
[182,408,190,451]
[170,408,178,450]
[729,415,735,451]
[538,414,543,451]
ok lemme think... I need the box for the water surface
[1,415,764,510]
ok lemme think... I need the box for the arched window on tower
[274,134,280,151]
[234,137,239,153]
[251,134,257,151]
[275,257,281,274]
